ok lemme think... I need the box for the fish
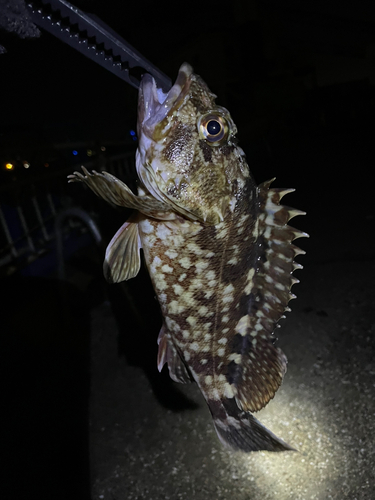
[68,62,308,452]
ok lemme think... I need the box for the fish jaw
[138,62,193,140]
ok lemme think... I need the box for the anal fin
[157,325,193,384]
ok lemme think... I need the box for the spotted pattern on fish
[68,62,308,452]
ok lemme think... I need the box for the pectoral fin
[103,218,141,283]
[68,167,172,218]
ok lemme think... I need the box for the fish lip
[138,62,193,137]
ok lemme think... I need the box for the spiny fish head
[136,63,249,224]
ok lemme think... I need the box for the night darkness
[1,1,375,499]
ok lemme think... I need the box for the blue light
[130,130,136,136]
[72,150,78,156]
[132,136,137,141]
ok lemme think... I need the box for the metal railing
[0,151,137,276]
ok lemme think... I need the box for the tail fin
[209,398,295,452]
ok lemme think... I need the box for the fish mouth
[138,62,193,138]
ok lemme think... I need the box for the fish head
[136,63,248,224]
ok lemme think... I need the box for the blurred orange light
[5,163,14,170]
[44,163,49,167]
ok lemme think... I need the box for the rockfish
[68,63,308,452]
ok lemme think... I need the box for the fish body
[69,63,307,452]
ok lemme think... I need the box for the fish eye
[207,120,221,136]
[198,113,229,145]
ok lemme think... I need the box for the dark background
[1,1,375,498]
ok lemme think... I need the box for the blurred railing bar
[0,206,18,259]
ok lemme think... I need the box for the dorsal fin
[231,179,308,412]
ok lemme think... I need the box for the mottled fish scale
[68,62,308,452]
